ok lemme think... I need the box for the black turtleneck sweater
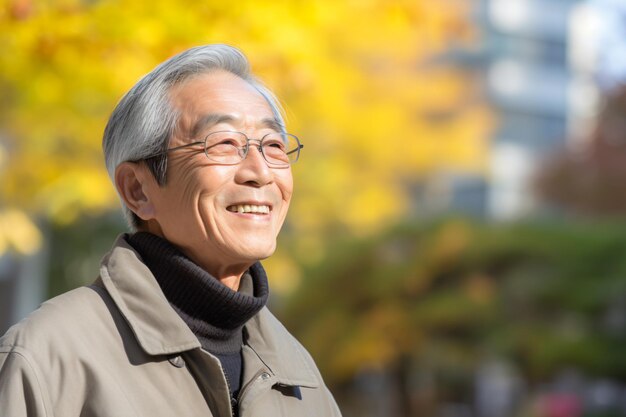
[126,232,269,404]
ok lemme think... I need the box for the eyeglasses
[145,130,303,168]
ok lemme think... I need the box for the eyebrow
[190,113,285,138]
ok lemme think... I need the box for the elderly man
[0,44,341,417]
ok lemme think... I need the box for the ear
[115,162,157,221]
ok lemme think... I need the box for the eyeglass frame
[138,130,303,168]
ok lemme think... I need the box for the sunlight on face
[142,70,293,280]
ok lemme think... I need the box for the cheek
[159,169,228,232]
[177,165,230,202]
[274,173,293,229]
[278,171,294,202]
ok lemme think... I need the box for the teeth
[228,204,270,214]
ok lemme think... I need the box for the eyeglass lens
[204,131,300,166]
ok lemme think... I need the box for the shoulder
[247,308,342,415]
[249,307,327,383]
[252,307,305,352]
[0,283,113,357]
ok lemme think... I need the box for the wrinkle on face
[141,70,293,287]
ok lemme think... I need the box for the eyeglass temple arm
[147,141,204,158]
[286,144,304,156]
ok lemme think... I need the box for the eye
[218,138,239,146]
[206,131,245,148]
[262,136,287,151]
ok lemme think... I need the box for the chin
[251,247,277,261]
[239,241,277,261]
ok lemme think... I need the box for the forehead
[169,70,275,125]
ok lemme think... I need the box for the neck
[126,231,270,336]
[181,251,253,291]
[138,223,251,290]
[212,272,243,292]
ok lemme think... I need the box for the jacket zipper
[235,369,271,414]
[222,371,238,417]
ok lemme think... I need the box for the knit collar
[126,232,269,353]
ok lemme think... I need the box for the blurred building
[433,0,623,221]
[0,228,47,335]
[0,132,49,333]
[481,0,583,220]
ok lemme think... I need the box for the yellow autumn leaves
[0,208,42,254]
[0,0,491,262]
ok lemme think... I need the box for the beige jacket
[0,237,341,417]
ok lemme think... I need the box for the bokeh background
[1,0,626,416]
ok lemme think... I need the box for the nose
[234,143,273,187]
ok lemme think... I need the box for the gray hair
[102,44,285,230]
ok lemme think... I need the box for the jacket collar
[99,235,201,355]
[100,235,318,387]
[244,308,320,388]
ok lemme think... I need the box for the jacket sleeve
[0,347,51,417]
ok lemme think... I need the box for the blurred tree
[0,0,490,264]
[536,86,626,217]
[0,207,42,255]
[281,218,626,416]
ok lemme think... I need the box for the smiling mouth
[226,204,271,214]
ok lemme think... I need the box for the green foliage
[279,218,626,385]
[46,211,124,298]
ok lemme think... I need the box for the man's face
[141,70,293,278]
